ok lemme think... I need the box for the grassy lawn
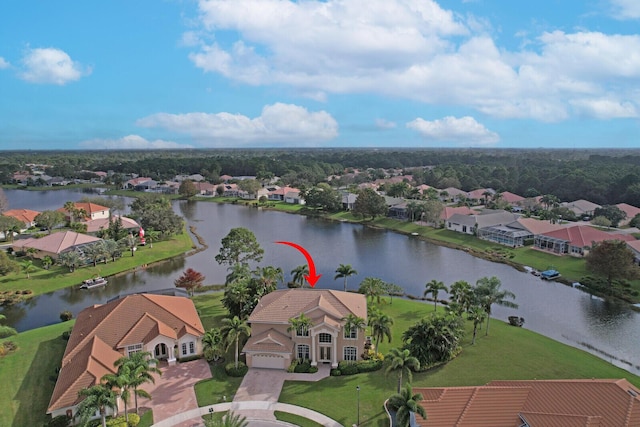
[138,410,153,427]
[193,293,245,406]
[0,320,74,427]
[275,411,324,427]
[279,297,640,427]
[0,231,194,296]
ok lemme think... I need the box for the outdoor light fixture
[356,385,361,426]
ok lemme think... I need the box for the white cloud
[79,135,191,149]
[19,47,90,85]
[136,103,338,146]
[609,0,640,19]
[570,98,638,119]
[0,57,10,69]
[186,0,640,122]
[406,116,499,146]
[375,118,397,129]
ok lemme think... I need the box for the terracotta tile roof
[500,191,525,204]
[514,217,568,235]
[84,215,139,233]
[48,294,204,413]
[12,231,102,254]
[616,203,640,219]
[415,379,640,427]
[243,328,294,354]
[540,225,635,247]
[441,206,474,220]
[467,188,494,200]
[3,209,41,225]
[57,202,109,217]
[248,289,367,324]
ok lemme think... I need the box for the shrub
[293,359,312,373]
[105,416,127,427]
[62,330,71,340]
[309,366,318,374]
[179,354,203,363]
[287,359,298,373]
[225,361,248,377]
[60,310,73,322]
[338,361,359,375]
[48,414,71,427]
[356,359,383,373]
[330,369,341,376]
[3,341,17,352]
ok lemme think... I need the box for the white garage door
[252,353,286,369]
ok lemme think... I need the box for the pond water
[2,189,640,375]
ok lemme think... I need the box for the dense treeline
[3,148,640,205]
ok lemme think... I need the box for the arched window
[319,333,332,343]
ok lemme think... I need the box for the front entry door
[155,343,167,359]
[320,346,331,363]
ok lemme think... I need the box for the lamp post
[356,385,361,426]
[209,406,214,422]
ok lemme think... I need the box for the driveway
[138,359,212,426]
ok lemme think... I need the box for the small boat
[80,276,108,289]
[540,269,561,280]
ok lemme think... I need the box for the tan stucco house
[243,289,367,370]
[12,230,102,260]
[47,294,204,421]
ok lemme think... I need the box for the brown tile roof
[83,215,139,233]
[13,231,102,254]
[248,289,367,324]
[500,191,525,204]
[243,328,294,354]
[415,379,640,427]
[48,294,204,413]
[441,206,474,220]
[515,217,568,235]
[540,225,635,247]
[57,202,109,218]
[616,203,640,219]
[3,209,41,225]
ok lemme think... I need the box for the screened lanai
[477,225,532,247]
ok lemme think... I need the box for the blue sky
[1,0,639,150]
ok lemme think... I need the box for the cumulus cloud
[609,0,640,19]
[375,118,397,129]
[570,98,638,119]
[79,135,191,150]
[136,103,338,146]
[19,47,90,85]
[406,116,499,146]
[186,0,640,122]
[0,57,9,69]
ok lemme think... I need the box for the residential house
[534,225,635,256]
[500,191,526,211]
[123,177,153,190]
[626,240,640,264]
[341,192,358,211]
[174,173,204,182]
[12,230,102,260]
[476,217,564,247]
[414,378,640,427]
[446,210,519,236]
[84,215,140,234]
[220,174,233,182]
[439,187,466,203]
[433,206,474,227]
[58,202,110,222]
[467,188,494,205]
[3,208,41,230]
[388,201,409,220]
[562,199,601,219]
[284,190,305,205]
[222,184,240,197]
[268,186,300,201]
[243,289,367,370]
[47,294,204,421]
[194,181,217,196]
[616,203,640,226]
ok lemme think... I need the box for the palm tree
[358,277,385,303]
[387,383,427,427]
[467,305,487,345]
[83,242,105,267]
[21,260,34,279]
[58,250,81,272]
[290,264,309,288]
[103,239,121,262]
[287,313,313,340]
[76,384,118,427]
[386,348,420,393]
[121,233,137,257]
[341,313,366,340]
[42,255,53,270]
[334,264,358,292]
[225,263,251,285]
[448,280,474,314]
[202,327,224,362]
[253,265,283,293]
[221,316,251,369]
[145,229,160,248]
[474,276,518,336]
[204,411,249,427]
[424,279,448,311]
[63,201,78,224]
[102,366,132,418]
[370,312,393,350]
[115,351,161,414]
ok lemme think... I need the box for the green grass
[0,320,74,427]
[279,298,640,427]
[275,411,324,427]
[0,231,194,296]
[193,293,244,406]
[137,410,154,427]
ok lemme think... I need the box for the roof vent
[628,389,638,397]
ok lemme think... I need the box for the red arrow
[275,241,322,288]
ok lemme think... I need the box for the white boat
[80,277,108,289]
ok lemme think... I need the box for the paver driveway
[139,359,212,425]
